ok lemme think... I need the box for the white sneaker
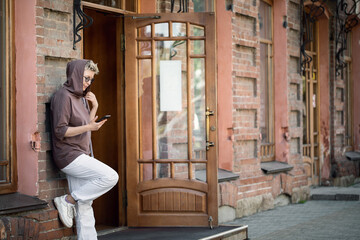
[54,195,76,228]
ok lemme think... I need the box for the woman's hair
[85,60,99,74]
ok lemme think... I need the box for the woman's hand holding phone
[88,115,110,131]
[96,114,111,122]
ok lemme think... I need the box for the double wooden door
[125,13,217,227]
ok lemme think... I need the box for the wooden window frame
[259,0,275,162]
[0,0,16,194]
[82,0,139,14]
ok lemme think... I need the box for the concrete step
[311,193,359,201]
[98,225,248,240]
[310,183,360,201]
[199,225,248,240]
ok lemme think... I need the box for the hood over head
[63,59,89,97]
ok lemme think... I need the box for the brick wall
[229,0,308,207]
[34,0,81,238]
[286,0,307,187]
[231,0,262,187]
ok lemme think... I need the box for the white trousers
[61,154,119,240]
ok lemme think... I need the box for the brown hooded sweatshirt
[51,59,91,169]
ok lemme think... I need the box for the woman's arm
[85,92,98,121]
[64,116,107,137]
[64,92,107,138]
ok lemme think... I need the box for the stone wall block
[260,193,274,211]
[236,195,262,218]
[236,194,275,218]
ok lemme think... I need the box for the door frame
[124,12,218,227]
[81,2,218,227]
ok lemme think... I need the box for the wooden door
[302,21,320,186]
[125,13,217,227]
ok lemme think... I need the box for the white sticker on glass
[160,60,182,111]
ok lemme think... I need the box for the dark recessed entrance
[83,7,126,229]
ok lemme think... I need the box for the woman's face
[83,69,95,91]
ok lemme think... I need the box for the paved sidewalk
[225,183,360,240]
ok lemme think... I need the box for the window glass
[0,0,10,186]
[190,24,204,37]
[84,0,121,8]
[259,0,272,40]
[259,0,274,161]
[0,0,7,165]
[158,0,214,13]
[84,0,136,12]
[259,43,272,144]
[172,22,186,37]
[192,0,214,12]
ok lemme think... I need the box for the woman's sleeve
[51,92,71,141]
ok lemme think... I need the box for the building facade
[0,0,359,238]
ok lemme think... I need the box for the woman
[51,59,118,240]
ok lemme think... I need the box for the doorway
[83,8,126,228]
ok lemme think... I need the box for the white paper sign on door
[160,60,182,111]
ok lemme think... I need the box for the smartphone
[96,114,111,123]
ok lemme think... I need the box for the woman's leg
[66,174,96,240]
[63,154,119,202]
[63,154,118,240]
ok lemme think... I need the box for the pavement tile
[226,194,360,239]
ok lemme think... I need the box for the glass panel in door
[191,58,206,160]
[136,21,209,183]
[155,40,188,160]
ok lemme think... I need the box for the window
[259,0,274,161]
[0,0,15,194]
[192,0,214,12]
[83,0,137,12]
[344,32,352,148]
[157,0,214,13]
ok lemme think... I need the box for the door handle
[206,141,214,150]
[206,107,214,151]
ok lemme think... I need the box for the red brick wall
[229,0,308,204]
[231,0,263,190]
